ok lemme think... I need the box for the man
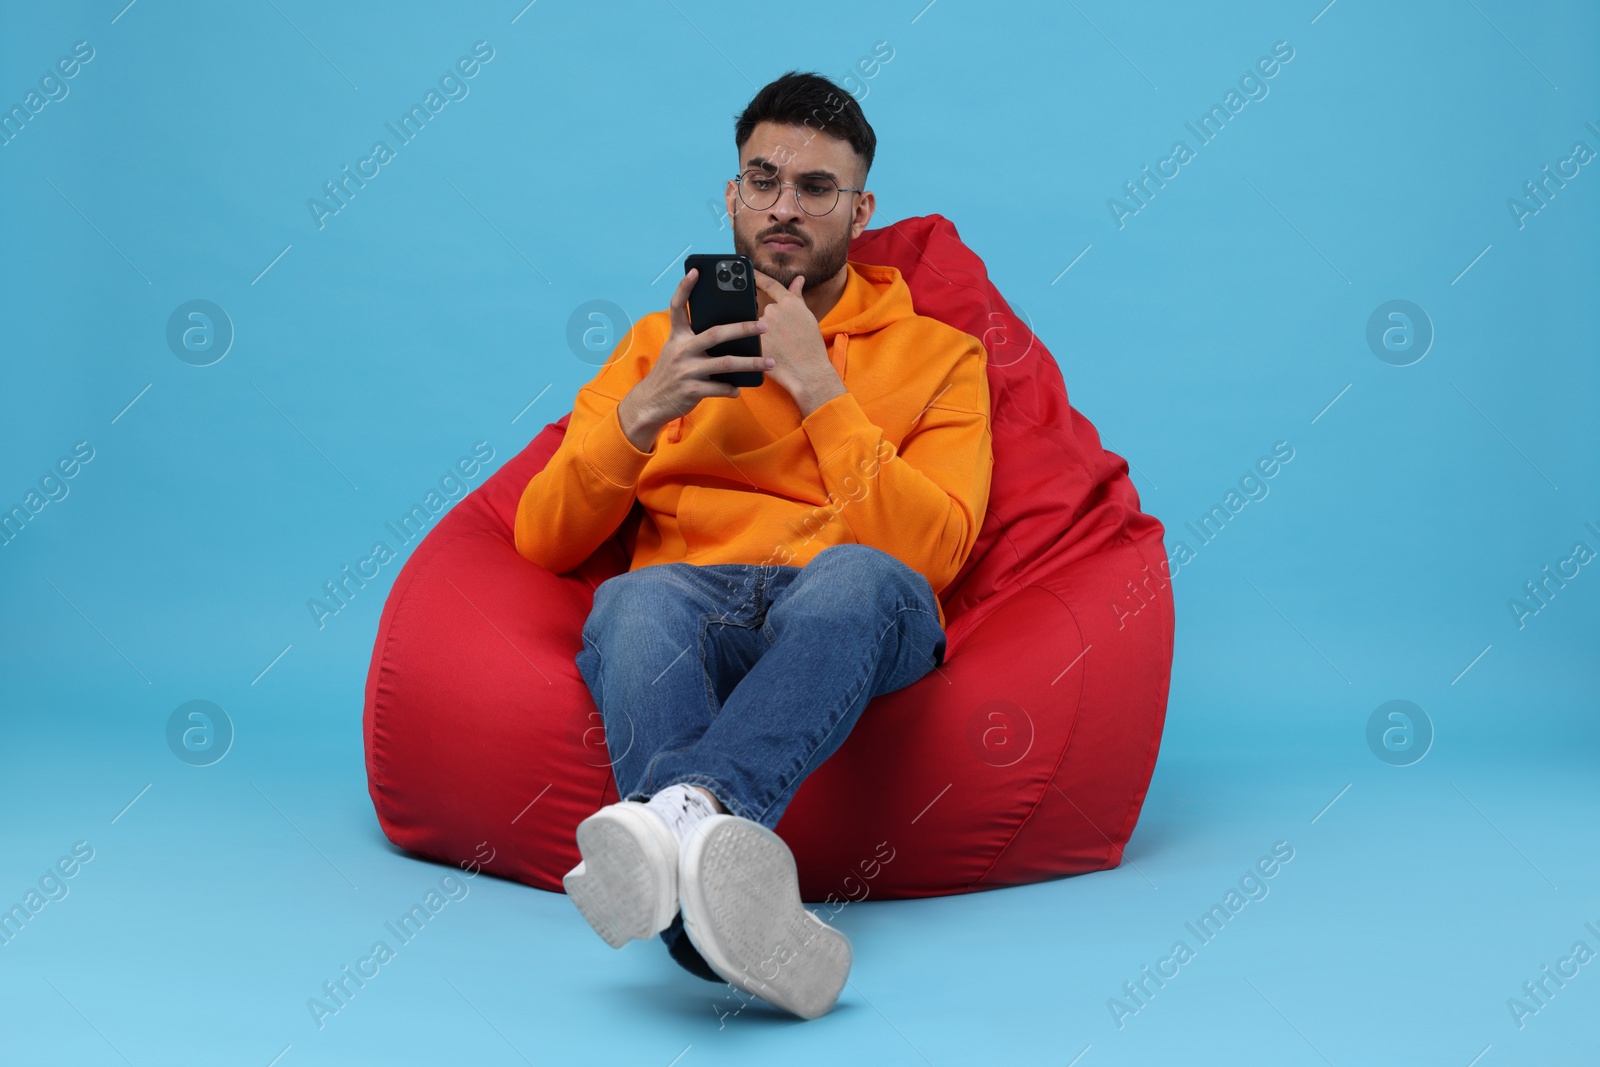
[513,70,993,1019]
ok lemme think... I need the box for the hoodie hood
[666,260,918,443]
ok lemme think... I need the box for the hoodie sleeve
[798,332,993,596]
[513,327,656,575]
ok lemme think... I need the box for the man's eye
[801,183,832,197]
[750,178,775,190]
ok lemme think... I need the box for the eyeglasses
[732,167,864,217]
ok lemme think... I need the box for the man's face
[726,120,874,292]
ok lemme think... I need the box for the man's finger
[669,268,697,332]
[685,318,767,355]
[749,269,788,298]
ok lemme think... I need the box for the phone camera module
[712,258,745,291]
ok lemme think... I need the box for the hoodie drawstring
[664,331,851,444]
[830,332,850,379]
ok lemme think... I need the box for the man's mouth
[764,234,804,253]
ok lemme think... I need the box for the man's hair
[734,71,876,180]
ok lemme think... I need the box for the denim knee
[584,564,692,645]
[807,544,938,613]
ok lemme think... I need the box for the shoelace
[649,787,717,840]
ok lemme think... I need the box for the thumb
[790,274,805,295]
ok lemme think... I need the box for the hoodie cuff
[800,390,875,466]
[582,403,654,488]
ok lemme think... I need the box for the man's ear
[725,179,739,222]
[850,189,875,241]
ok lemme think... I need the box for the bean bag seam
[1097,532,1176,866]
[369,524,484,813]
[366,529,437,827]
[969,579,1090,889]
[369,520,564,826]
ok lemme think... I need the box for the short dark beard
[734,217,850,292]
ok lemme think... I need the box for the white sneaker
[563,802,681,949]
[678,814,852,1020]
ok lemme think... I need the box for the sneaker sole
[563,803,680,948]
[679,814,852,1020]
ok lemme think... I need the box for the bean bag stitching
[370,515,590,831]
[367,519,504,828]
[863,251,1055,573]
[969,578,1090,889]
[942,497,1038,654]
[365,522,437,828]
[973,498,1025,581]
[1034,535,1171,876]
[1036,534,1152,876]
[1098,532,1176,867]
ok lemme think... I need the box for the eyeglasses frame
[730,168,866,218]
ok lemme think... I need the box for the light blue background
[2,1,1596,1063]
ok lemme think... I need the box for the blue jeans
[573,543,947,977]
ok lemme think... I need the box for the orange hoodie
[513,260,993,630]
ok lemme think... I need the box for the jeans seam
[696,614,721,727]
[750,619,884,827]
[746,601,940,825]
[877,604,943,685]
[697,612,765,724]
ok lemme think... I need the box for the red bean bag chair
[363,213,1174,901]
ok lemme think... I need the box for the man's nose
[767,187,804,224]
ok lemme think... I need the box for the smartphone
[683,253,764,388]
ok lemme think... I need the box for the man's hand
[750,269,847,418]
[621,267,774,451]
